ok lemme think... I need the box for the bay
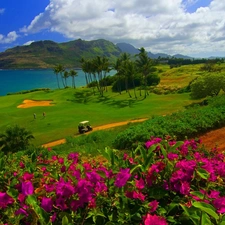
[0,69,116,96]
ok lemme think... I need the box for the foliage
[1,137,225,224]
[6,88,50,95]
[0,125,34,154]
[190,74,225,99]
[113,95,225,149]
[0,125,34,153]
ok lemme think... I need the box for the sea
[0,69,116,96]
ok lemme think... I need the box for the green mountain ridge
[0,39,122,69]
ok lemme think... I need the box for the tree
[53,64,65,88]
[53,65,61,89]
[135,47,154,98]
[69,69,78,88]
[190,73,225,99]
[0,125,34,154]
[63,70,69,87]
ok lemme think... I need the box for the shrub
[113,95,225,150]
[1,137,225,224]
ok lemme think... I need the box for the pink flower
[115,168,131,188]
[0,192,14,208]
[21,181,34,196]
[22,172,34,181]
[213,197,225,213]
[142,214,168,225]
[58,157,64,164]
[149,200,159,213]
[135,178,145,190]
[167,153,178,161]
[41,197,53,212]
[19,161,25,169]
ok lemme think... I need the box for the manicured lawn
[0,87,197,146]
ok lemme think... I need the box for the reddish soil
[198,127,225,153]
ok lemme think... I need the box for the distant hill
[116,42,192,59]
[0,39,122,69]
[172,54,193,59]
[116,43,139,55]
[0,38,196,69]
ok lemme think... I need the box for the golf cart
[78,121,93,134]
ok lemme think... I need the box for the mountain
[116,43,139,55]
[0,38,195,69]
[0,39,122,69]
[172,54,193,59]
[116,42,192,59]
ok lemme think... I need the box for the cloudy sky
[0,0,224,57]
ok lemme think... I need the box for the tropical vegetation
[1,50,225,224]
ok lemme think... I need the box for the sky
[0,0,225,58]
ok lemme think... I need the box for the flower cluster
[0,137,225,224]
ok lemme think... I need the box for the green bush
[113,95,225,149]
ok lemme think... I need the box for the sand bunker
[17,99,53,108]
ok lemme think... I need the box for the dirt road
[42,118,147,148]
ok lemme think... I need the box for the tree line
[53,47,160,99]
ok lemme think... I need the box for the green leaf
[26,195,37,206]
[190,191,205,200]
[201,211,212,225]
[7,187,18,199]
[196,168,210,180]
[180,204,200,225]
[130,164,142,174]
[62,215,69,225]
[0,158,5,170]
[170,141,184,152]
[192,201,219,220]
[159,144,167,159]
[148,187,168,199]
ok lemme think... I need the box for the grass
[3,63,220,147]
[0,86,195,146]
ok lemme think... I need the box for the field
[0,63,223,147]
[0,87,196,146]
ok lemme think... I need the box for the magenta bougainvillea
[0,137,225,224]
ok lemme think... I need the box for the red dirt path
[198,127,225,152]
[42,119,225,151]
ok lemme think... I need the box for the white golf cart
[78,121,93,134]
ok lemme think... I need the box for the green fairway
[0,87,196,146]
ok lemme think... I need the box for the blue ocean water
[0,69,116,96]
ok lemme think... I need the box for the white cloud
[20,0,225,57]
[0,8,5,14]
[0,31,19,44]
[23,40,35,46]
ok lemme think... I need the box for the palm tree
[53,64,65,88]
[53,65,61,89]
[63,70,69,87]
[69,69,78,88]
[113,58,122,94]
[135,47,153,99]
[101,56,110,92]
[80,58,89,86]
[0,125,34,154]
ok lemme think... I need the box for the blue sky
[0,0,224,57]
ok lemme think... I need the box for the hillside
[0,39,122,69]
